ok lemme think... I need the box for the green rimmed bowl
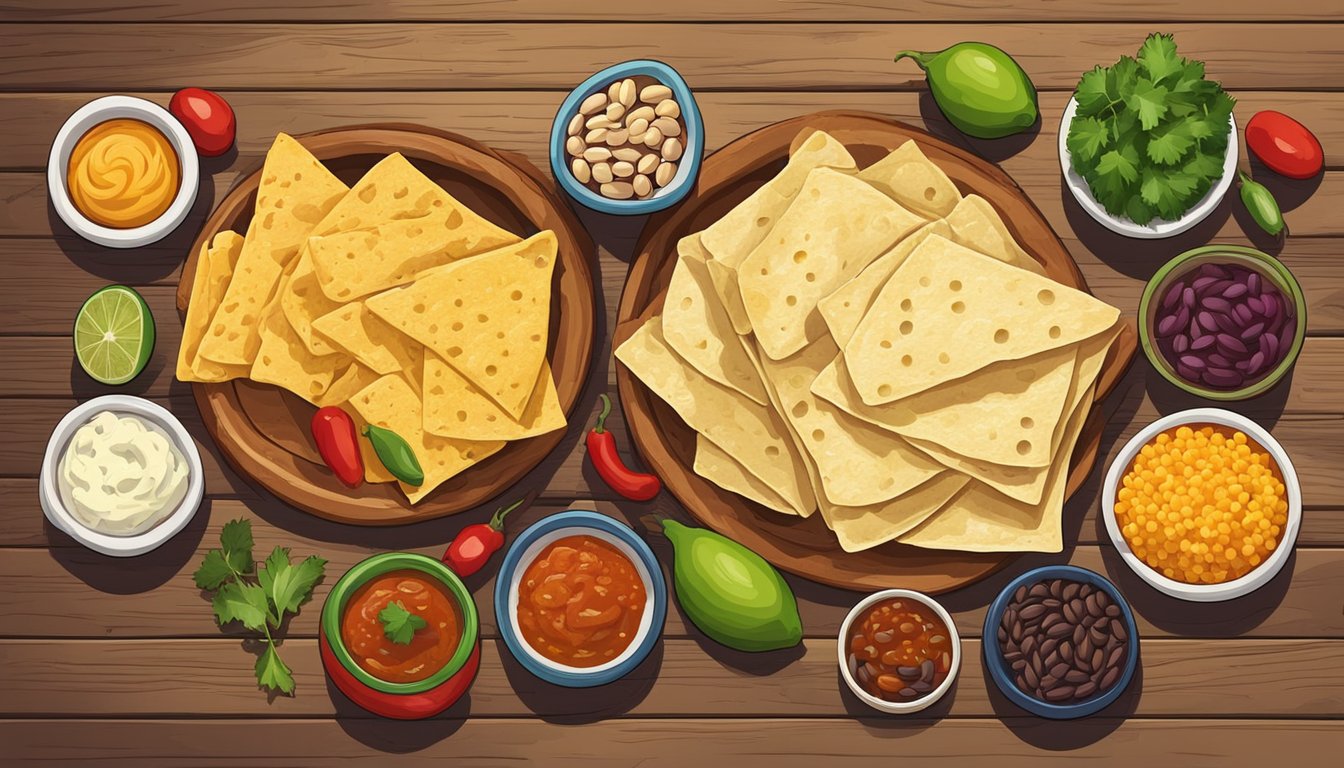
[319,552,480,718]
[1139,245,1306,401]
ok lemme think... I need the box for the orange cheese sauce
[517,535,646,668]
[67,118,180,228]
[340,569,462,684]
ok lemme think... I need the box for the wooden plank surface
[1,23,1341,91]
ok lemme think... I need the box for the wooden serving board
[176,125,597,526]
[614,111,1137,593]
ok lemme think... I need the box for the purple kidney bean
[1233,304,1254,324]
[1182,286,1196,309]
[1248,272,1261,295]
[1172,334,1189,354]
[1176,362,1201,381]
[1261,332,1279,361]
[1157,314,1182,337]
[1246,295,1265,315]
[1179,355,1208,371]
[1190,334,1217,351]
[1162,283,1183,311]
[1208,353,1233,368]
[1197,311,1219,332]
[1216,333,1248,355]
[1203,368,1244,388]
[1259,292,1279,319]
[1223,283,1249,300]
[1192,275,1218,293]
[1245,350,1267,374]
[1203,296,1232,313]
[1239,322,1266,342]
[1279,318,1296,346]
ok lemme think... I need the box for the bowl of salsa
[838,589,961,714]
[495,510,667,687]
[320,552,480,719]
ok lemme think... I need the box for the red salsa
[340,569,462,684]
[845,596,954,702]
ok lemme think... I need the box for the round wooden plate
[177,125,597,525]
[615,111,1137,593]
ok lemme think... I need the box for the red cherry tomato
[1246,110,1323,180]
[169,87,236,157]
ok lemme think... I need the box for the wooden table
[3,2,1342,764]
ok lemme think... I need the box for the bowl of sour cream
[40,394,203,556]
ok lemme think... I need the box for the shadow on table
[992,663,1144,748]
[500,637,663,723]
[1143,356,1295,428]
[47,496,210,593]
[837,668,958,732]
[330,679,470,751]
[922,92,1043,164]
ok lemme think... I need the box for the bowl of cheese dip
[40,395,203,557]
[48,95,199,248]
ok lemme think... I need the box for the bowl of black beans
[1140,245,1306,401]
[983,565,1140,719]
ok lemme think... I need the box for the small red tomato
[169,87,236,157]
[1246,110,1323,180]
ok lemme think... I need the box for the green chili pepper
[1239,171,1285,236]
[362,424,424,486]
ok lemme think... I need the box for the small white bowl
[48,95,200,248]
[1102,408,1301,602]
[837,589,961,714]
[40,395,204,557]
[1059,97,1236,239]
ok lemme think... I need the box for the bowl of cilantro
[1059,33,1238,240]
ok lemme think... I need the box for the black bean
[1112,622,1128,643]
[897,665,921,680]
[1041,613,1062,631]
[1044,685,1075,702]
[1089,626,1107,645]
[1079,584,1095,599]
[1073,625,1086,645]
[1049,580,1063,598]
[920,659,935,682]
[1078,635,1092,661]
[1063,583,1080,601]
[1040,674,1058,689]
[1021,634,1036,656]
[1063,602,1079,623]
[1014,585,1027,603]
[1041,638,1059,659]
[1074,681,1098,699]
[1060,643,1073,663]
[1107,645,1126,670]
[1019,604,1046,621]
[1100,666,1121,691]
[1011,659,1027,672]
[1011,622,1021,643]
[1092,647,1105,672]
[1029,583,1049,599]
[900,687,919,698]
[1048,623,1072,639]
[1043,598,1062,608]
[1049,662,1070,679]
[1023,664,1039,688]
[1065,669,1091,684]
[1031,651,1043,675]
[1104,604,1120,618]
[912,680,933,694]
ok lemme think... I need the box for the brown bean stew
[997,578,1129,704]
[845,596,954,702]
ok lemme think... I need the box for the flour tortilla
[858,140,962,218]
[738,167,924,359]
[944,195,1046,277]
[844,235,1119,405]
[661,234,768,405]
[614,317,815,515]
[693,436,799,516]
[701,129,857,334]
[177,231,250,383]
[824,473,970,553]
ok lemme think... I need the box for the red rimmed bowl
[320,552,480,719]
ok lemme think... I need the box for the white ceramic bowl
[48,95,200,248]
[837,589,961,714]
[40,395,204,557]
[1102,408,1301,601]
[1058,97,1236,239]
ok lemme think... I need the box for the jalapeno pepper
[362,424,425,486]
[311,406,363,487]
[442,498,525,577]
[587,393,661,501]
[1238,172,1285,237]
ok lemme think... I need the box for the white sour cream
[57,411,190,536]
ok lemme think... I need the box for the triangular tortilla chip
[177,231,250,383]
[701,129,857,334]
[694,435,799,516]
[314,362,382,409]
[824,473,969,553]
[845,236,1119,405]
[944,195,1046,276]
[248,272,346,404]
[311,301,418,376]
[738,167,924,359]
[661,234,768,405]
[306,153,519,302]
[365,231,556,420]
[615,317,815,516]
[423,352,566,441]
[280,249,342,356]
[198,134,348,365]
[858,140,961,218]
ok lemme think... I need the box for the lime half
[73,285,155,385]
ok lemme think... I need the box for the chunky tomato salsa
[340,569,462,684]
[517,535,646,668]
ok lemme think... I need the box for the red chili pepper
[443,498,525,577]
[311,406,364,488]
[587,393,661,501]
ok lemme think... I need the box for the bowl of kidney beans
[983,565,1140,719]
[1140,245,1306,401]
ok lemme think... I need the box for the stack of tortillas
[177,134,566,504]
[616,129,1122,553]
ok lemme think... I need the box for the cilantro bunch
[1066,34,1235,225]
[193,519,327,695]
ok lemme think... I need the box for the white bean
[585,128,608,144]
[600,181,635,199]
[605,102,626,122]
[655,161,677,187]
[579,92,608,116]
[637,153,660,174]
[613,147,643,162]
[653,116,681,137]
[661,137,683,161]
[607,81,621,102]
[582,146,612,163]
[604,128,629,146]
[619,78,637,107]
[567,113,584,136]
[626,105,655,124]
[642,127,663,147]
[640,84,673,104]
[592,162,614,184]
[571,158,591,183]
[585,114,614,130]
[626,117,649,137]
[612,161,635,178]
[565,136,585,157]
[633,173,653,197]
[655,99,681,119]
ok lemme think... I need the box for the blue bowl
[983,565,1140,719]
[495,510,667,687]
[549,59,704,215]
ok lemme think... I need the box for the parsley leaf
[1137,33,1182,82]
[379,601,428,645]
[212,581,271,632]
[1066,115,1110,162]
[258,547,327,617]
[193,549,233,591]
[1146,121,1195,165]
[1074,66,1111,116]
[255,643,295,695]
[219,518,254,575]
[1126,77,1170,131]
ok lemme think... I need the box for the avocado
[896,42,1039,139]
[662,519,803,652]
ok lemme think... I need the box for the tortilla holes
[695,339,707,349]
[899,321,914,335]
[938,352,950,364]
[428,323,439,334]
[1049,325,1062,339]
[878,384,893,398]
[1016,440,1032,455]
[358,185,377,203]
[477,313,489,323]
[756,217,770,228]
[901,355,914,367]
[447,346,462,357]
[811,429,825,442]
[792,401,808,418]
[994,328,1010,343]
[805,272,816,282]
[786,295,797,306]
[413,303,426,314]
[1038,289,1055,305]
[951,301,965,314]
[919,276,931,287]
[793,250,808,263]
[485,365,498,376]
[451,321,464,331]
[949,280,962,292]
[764,445,781,457]
[924,186,937,201]
[453,298,464,308]
[1021,417,1034,429]
[679,296,693,310]
[900,298,913,312]
[880,340,892,349]
[456,410,468,421]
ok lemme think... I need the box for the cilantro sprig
[378,600,428,645]
[193,519,327,695]
[1067,33,1235,225]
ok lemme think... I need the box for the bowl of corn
[1102,407,1300,602]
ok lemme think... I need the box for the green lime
[73,285,155,385]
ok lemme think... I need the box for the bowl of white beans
[550,60,703,215]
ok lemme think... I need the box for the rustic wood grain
[4,0,1341,22]
[1,637,1340,718]
[0,24,1341,91]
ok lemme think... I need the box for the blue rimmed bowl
[549,59,703,215]
[495,510,667,687]
[983,565,1140,719]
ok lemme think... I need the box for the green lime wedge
[73,285,155,386]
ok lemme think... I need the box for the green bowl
[1139,245,1306,401]
[320,552,479,695]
